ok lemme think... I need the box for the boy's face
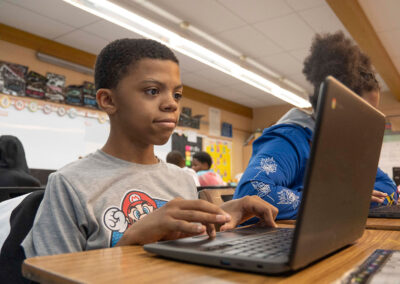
[192,158,209,172]
[112,58,182,146]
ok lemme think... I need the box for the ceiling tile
[181,72,222,92]
[359,0,400,32]
[0,1,74,39]
[150,0,246,34]
[378,29,400,59]
[258,52,303,77]
[174,52,209,73]
[194,67,242,86]
[83,20,143,41]
[229,82,268,99]
[4,0,100,28]
[299,5,351,36]
[289,48,310,62]
[216,26,282,58]
[285,0,324,11]
[285,73,314,94]
[55,30,109,54]
[253,13,315,50]
[217,0,293,24]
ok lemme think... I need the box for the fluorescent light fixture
[36,52,94,75]
[63,0,311,108]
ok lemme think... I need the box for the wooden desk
[365,218,400,230]
[23,230,400,284]
[276,218,400,231]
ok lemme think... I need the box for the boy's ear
[96,88,117,115]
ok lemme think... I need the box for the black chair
[0,190,44,284]
[393,167,400,187]
[196,185,236,192]
[0,187,45,203]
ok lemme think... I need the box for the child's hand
[116,198,231,246]
[219,195,278,231]
[371,190,387,204]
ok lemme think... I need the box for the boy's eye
[145,88,159,96]
[174,92,183,100]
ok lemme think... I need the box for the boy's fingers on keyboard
[172,210,230,224]
[168,220,206,235]
[173,199,228,215]
[206,223,216,238]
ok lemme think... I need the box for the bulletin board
[171,132,202,167]
[204,138,232,182]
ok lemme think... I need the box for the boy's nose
[160,94,178,112]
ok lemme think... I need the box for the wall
[0,40,252,176]
[179,97,252,177]
[252,104,292,131]
[379,90,400,130]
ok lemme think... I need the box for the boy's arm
[116,197,278,246]
[115,198,231,246]
[22,173,87,258]
[372,167,398,206]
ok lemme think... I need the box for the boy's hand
[371,190,387,204]
[116,198,231,246]
[219,196,278,231]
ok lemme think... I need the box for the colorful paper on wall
[204,138,232,182]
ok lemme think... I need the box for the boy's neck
[101,136,158,165]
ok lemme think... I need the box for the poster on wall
[171,132,202,167]
[204,138,232,182]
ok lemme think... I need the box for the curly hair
[303,31,379,108]
[95,38,179,90]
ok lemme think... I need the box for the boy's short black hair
[193,151,212,169]
[303,31,379,109]
[166,150,184,167]
[95,38,179,90]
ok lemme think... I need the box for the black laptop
[144,76,386,274]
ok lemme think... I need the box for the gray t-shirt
[22,150,197,258]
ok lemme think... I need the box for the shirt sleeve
[234,127,310,220]
[372,167,398,206]
[22,173,88,257]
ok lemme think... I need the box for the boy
[21,39,278,257]
[234,31,398,220]
[192,151,226,186]
[166,150,200,186]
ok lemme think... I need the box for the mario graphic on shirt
[103,190,167,247]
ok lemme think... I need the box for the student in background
[166,150,200,186]
[20,38,278,260]
[0,135,41,187]
[234,31,397,220]
[192,151,226,187]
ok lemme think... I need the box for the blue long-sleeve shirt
[234,109,398,220]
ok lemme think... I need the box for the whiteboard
[0,103,171,169]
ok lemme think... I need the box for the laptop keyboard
[201,228,293,259]
[370,205,400,213]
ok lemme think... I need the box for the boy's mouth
[153,118,177,129]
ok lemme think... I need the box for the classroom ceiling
[0,0,398,108]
